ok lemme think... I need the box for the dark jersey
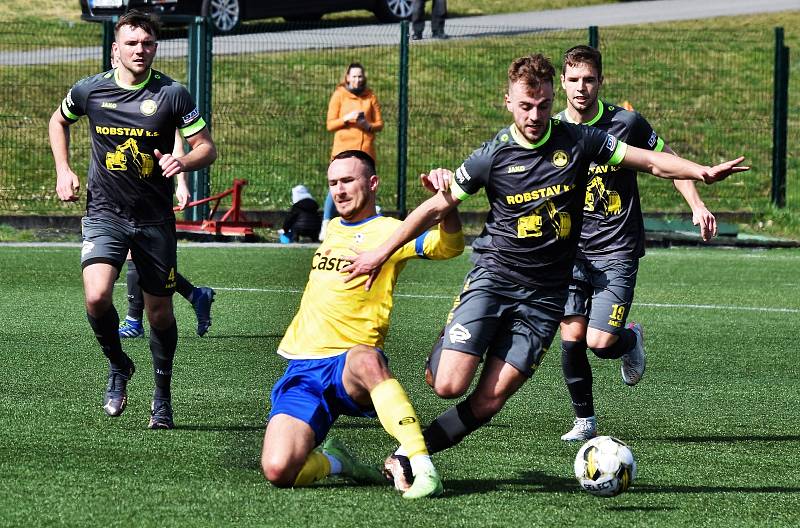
[556,101,664,259]
[60,68,206,225]
[451,119,627,288]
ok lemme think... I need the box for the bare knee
[261,453,298,488]
[586,331,618,350]
[345,346,390,391]
[145,300,174,329]
[432,378,469,399]
[350,346,386,376]
[84,291,112,317]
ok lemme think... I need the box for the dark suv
[80,0,414,34]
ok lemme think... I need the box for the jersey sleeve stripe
[450,179,470,201]
[180,117,206,138]
[61,100,79,122]
[414,231,428,258]
[608,140,628,166]
[654,137,665,152]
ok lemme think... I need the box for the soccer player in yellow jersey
[260,150,464,499]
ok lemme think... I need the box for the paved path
[448,0,799,29]
[1,0,797,64]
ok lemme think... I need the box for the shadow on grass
[196,334,285,339]
[647,434,800,443]
[605,506,678,512]
[633,483,800,494]
[179,424,265,432]
[443,470,800,497]
[444,470,576,497]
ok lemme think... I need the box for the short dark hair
[333,150,376,175]
[562,45,602,77]
[115,9,161,40]
[508,54,556,92]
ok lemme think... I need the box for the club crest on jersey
[552,150,569,168]
[140,99,157,116]
[354,233,365,244]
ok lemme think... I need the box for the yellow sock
[293,450,331,487]
[370,378,428,458]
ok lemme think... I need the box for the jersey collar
[562,99,605,126]
[340,213,381,227]
[114,68,152,91]
[509,120,552,150]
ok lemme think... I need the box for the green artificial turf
[0,245,798,526]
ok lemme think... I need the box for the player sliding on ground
[260,150,464,499]
[341,54,748,489]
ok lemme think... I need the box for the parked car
[80,0,414,34]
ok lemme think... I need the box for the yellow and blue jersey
[278,214,464,359]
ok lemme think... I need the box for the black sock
[126,262,144,320]
[176,273,194,301]
[423,398,489,455]
[561,340,594,418]
[87,308,131,371]
[150,321,178,401]
[592,328,636,359]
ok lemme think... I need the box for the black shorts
[563,257,639,333]
[80,215,177,296]
[431,266,566,377]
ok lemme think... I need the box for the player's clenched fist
[154,149,185,178]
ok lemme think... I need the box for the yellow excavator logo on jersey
[516,199,571,240]
[585,175,622,216]
[105,138,154,178]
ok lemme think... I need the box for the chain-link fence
[0,21,791,216]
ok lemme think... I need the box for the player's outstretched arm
[342,189,461,289]
[621,145,749,184]
[48,109,80,202]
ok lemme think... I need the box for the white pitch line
[636,302,800,314]
[151,285,800,314]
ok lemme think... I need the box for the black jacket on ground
[283,198,321,240]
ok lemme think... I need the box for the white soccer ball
[574,435,637,497]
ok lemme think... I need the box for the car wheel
[201,0,241,34]
[372,0,413,22]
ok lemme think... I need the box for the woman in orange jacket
[320,62,383,240]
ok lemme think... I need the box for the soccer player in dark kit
[48,10,217,429]
[342,54,747,488]
[556,45,719,441]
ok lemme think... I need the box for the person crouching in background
[280,185,321,243]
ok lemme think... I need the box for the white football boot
[560,416,597,441]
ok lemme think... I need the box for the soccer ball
[574,436,637,497]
